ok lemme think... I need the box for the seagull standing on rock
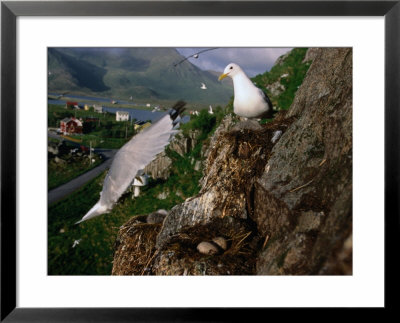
[218,63,273,119]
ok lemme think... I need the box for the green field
[48,150,102,191]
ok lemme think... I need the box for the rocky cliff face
[255,48,352,274]
[143,130,199,179]
[112,48,352,275]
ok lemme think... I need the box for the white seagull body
[77,101,186,223]
[200,82,207,90]
[218,63,272,119]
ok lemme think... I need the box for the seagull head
[218,63,242,81]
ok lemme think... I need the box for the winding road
[48,145,117,205]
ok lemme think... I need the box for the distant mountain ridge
[48,48,233,106]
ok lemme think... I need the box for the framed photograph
[1,0,398,321]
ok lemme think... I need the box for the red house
[65,101,78,109]
[60,117,83,134]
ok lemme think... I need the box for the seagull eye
[230,66,233,69]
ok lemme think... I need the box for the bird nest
[112,215,162,276]
[112,215,261,275]
[151,223,259,275]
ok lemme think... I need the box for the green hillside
[252,48,311,111]
[48,48,233,106]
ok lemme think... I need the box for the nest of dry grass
[112,216,162,275]
[202,116,296,220]
[151,218,261,275]
[112,214,261,275]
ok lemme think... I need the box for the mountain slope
[48,47,233,105]
[48,48,110,92]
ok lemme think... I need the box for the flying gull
[76,101,186,223]
[200,82,207,90]
[218,63,273,119]
[173,47,219,67]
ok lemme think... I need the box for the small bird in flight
[200,82,207,90]
[173,48,218,67]
[72,239,82,248]
[219,63,273,119]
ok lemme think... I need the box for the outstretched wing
[101,115,176,205]
[77,101,185,223]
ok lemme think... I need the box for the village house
[116,111,130,121]
[64,101,84,110]
[60,117,83,134]
[65,101,78,109]
[93,105,103,113]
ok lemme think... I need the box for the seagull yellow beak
[218,73,228,81]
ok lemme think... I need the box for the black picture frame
[1,1,398,321]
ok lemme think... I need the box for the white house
[116,111,130,121]
[93,105,103,113]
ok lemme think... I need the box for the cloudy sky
[176,47,292,77]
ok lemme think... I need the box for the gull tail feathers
[75,201,109,224]
[169,100,186,123]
